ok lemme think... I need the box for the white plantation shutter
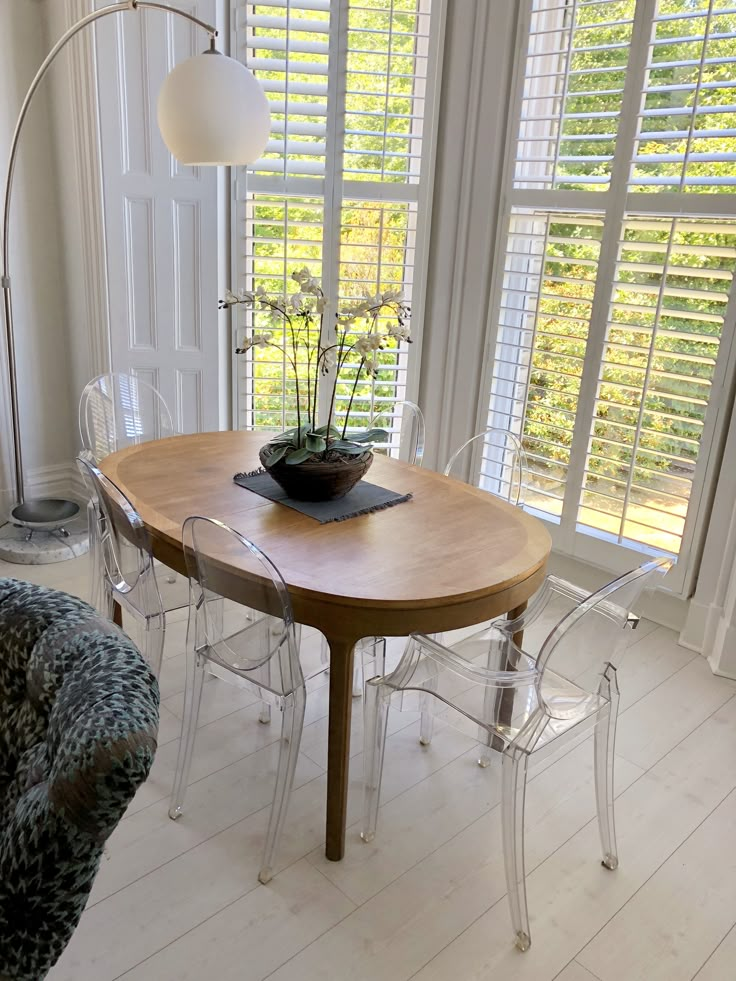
[481,0,736,594]
[233,0,440,446]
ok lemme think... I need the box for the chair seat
[494,669,606,753]
[411,657,606,756]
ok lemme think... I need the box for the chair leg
[169,651,207,820]
[259,655,272,724]
[595,662,620,871]
[353,637,386,698]
[144,613,166,677]
[501,748,531,951]
[87,500,104,613]
[259,684,306,884]
[320,634,330,670]
[361,679,391,843]
[477,663,499,767]
[419,672,437,746]
[353,653,364,698]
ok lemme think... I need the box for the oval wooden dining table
[101,430,552,861]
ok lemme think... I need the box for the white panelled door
[94,0,219,432]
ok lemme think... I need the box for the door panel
[95,0,218,432]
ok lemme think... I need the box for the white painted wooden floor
[5,553,736,981]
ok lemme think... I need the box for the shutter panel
[237,1,331,181]
[630,2,736,191]
[579,215,736,554]
[234,0,438,452]
[487,210,603,517]
[480,0,736,592]
[514,0,636,192]
[237,195,325,430]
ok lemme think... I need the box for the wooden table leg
[325,635,356,862]
[509,600,527,650]
[113,600,123,628]
[493,601,528,752]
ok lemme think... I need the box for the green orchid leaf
[348,428,388,443]
[285,446,315,465]
[305,434,327,453]
[314,424,342,437]
[329,440,369,455]
[263,444,290,465]
[269,431,299,446]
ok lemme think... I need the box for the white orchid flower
[237,330,273,352]
[290,292,304,311]
[387,321,411,342]
[355,332,383,355]
[291,266,312,287]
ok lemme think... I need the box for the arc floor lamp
[1,0,270,542]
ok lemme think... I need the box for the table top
[100,431,551,640]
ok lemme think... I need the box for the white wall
[418,0,518,473]
[0,0,78,511]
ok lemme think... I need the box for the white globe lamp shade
[157,51,271,165]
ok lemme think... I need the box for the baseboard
[547,549,689,636]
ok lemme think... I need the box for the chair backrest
[76,455,158,605]
[369,400,425,467]
[79,372,175,461]
[182,516,303,696]
[444,428,527,506]
[535,557,673,718]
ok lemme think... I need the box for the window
[232,0,440,448]
[482,0,736,593]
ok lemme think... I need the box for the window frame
[229,0,447,451]
[476,0,736,597]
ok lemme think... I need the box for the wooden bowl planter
[259,445,373,502]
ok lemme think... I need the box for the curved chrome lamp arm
[1,0,217,506]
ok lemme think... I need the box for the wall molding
[418,0,520,472]
[65,0,112,379]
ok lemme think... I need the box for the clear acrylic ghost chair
[362,556,672,951]
[79,372,176,462]
[168,516,306,885]
[417,428,528,740]
[444,428,527,506]
[76,456,168,677]
[79,372,179,612]
[319,400,426,696]
[368,399,425,467]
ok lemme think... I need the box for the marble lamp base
[0,514,89,565]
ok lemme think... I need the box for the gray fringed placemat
[233,469,412,523]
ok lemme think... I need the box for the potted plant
[220,268,411,501]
